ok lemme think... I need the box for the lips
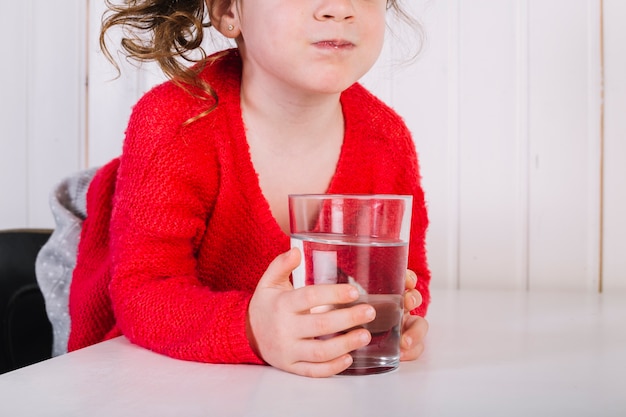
[314,40,355,49]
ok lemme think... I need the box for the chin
[308,74,364,94]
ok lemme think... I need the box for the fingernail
[344,354,354,366]
[411,295,418,308]
[365,306,376,320]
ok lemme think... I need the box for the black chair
[0,229,53,374]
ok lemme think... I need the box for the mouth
[314,40,355,49]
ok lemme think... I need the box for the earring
[227,24,234,31]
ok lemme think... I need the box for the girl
[69,0,430,378]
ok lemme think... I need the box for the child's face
[232,0,387,96]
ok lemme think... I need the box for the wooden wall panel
[602,0,626,290]
[388,0,458,289]
[456,0,525,289]
[527,0,601,290]
[0,1,29,228]
[1,0,623,292]
[0,0,85,229]
[27,1,86,227]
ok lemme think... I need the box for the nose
[314,0,356,22]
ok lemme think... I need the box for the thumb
[257,248,301,290]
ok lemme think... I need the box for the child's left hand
[400,270,429,361]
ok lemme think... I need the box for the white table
[1,289,625,416]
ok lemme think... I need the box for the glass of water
[289,194,412,375]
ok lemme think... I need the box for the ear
[208,0,241,38]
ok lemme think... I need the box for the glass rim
[288,193,412,201]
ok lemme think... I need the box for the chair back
[0,229,53,374]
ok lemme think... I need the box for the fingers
[405,269,418,290]
[404,269,422,313]
[248,249,376,377]
[290,354,354,378]
[295,303,376,339]
[251,252,427,377]
[298,328,372,363]
[287,283,361,313]
[400,315,429,361]
[258,248,362,312]
[256,247,301,290]
[287,328,372,378]
[404,288,423,313]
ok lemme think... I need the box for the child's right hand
[246,248,375,378]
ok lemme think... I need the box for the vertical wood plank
[515,0,531,290]
[26,1,86,228]
[384,0,458,289]
[456,0,524,289]
[527,0,601,290]
[444,0,461,290]
[587,0,603,292]
[602,0,626,291]
[0,1,29,228]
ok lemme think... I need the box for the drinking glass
[289,194,412,375]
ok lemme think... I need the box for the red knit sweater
[68,49,430,364]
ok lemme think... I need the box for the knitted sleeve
[107,86,263,365]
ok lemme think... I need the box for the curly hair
[100,0,220,121]
[100,0,418,121]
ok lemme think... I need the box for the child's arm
[104,86,261,364]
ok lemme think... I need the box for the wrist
[245,307,263,361]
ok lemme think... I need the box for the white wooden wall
[1,0,624,292]
[1,1,87,228]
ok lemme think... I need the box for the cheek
[362,25,386,63]
[363,17,386,48]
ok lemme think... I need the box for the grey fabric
[35,168,97,357]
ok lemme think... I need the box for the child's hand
[247,248,375,378]
[400,270,429,361]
